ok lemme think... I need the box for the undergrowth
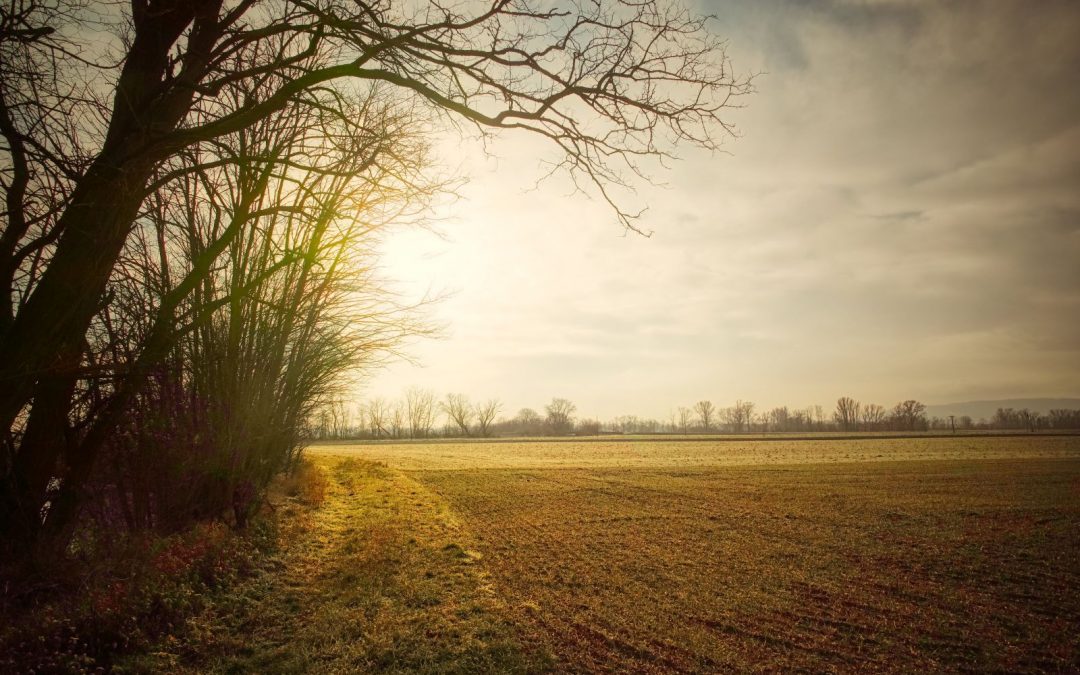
[0,458,328,674]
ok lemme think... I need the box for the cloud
[363,0,1080,418]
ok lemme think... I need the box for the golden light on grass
[2,0,1078,671]
[335,439,1080,671]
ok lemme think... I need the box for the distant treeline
[315,393,1080,440]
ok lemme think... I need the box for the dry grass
[130,457,551,673]
[279,459,330,507]
[112,438,1079,672]
[302,437,1080,672]
[312,434,1080,471]
[409,458,1080,672]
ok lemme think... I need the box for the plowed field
[312,437,1080,672]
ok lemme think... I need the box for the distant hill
[925,398,1080,421]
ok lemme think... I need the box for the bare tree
[677,407,694,434]
[365,398,390,438]
[473,399,501,438]
[834,397,861,431]
[578,418,601,435]
[1,0,750,547]
[796,407,814,431]
[1017,408,1038,432]
[389,401,406,439]
[441,393,474,437]
[768,406,791,432]
[693,400,716,431]
[508,407,543,436]
[546,398,577,436]
[2,84,438,537]
[861,403,887,429]
[1048,409,1080,429]
[405,387,437,439]
[891,400,927,431]
[992,408,1019,429]
[726,400,755,433]
[324,401,350,439]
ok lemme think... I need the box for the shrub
[0,517,278,673]
[282,458,329,507]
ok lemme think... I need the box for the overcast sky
[363,0,1080,420]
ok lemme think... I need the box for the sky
[362,0,1080,421]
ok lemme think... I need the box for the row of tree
[991,407,1080,431]
[314,390,503,439]
[337,395,1080,439]
[315,393,583,439]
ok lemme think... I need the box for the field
[319,434,1080,470]
[308,435,1080,672]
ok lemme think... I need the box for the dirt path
[133,457,550,673]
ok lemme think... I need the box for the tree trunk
[0,372,77,548]
[0,0,216,547]
[0,158,155,427]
